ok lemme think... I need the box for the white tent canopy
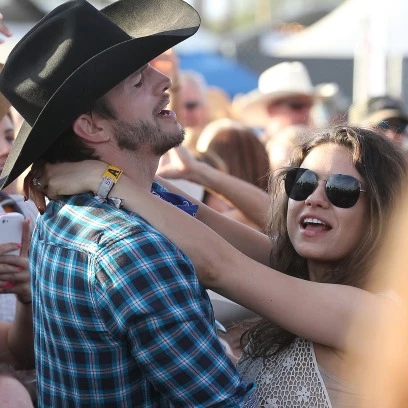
[261,0,408,59]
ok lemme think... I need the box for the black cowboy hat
[0,0,200,189]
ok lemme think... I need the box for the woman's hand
[24,160,107,212]
[0,219,31,304]
[158,146,205,184]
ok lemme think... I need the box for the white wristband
[96,165,123,199]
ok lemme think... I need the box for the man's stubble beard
[111,118,185,156]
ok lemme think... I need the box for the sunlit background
[3,0,408,106]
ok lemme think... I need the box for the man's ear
[72,113,110,143]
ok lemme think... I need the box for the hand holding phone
[0,212,24,255]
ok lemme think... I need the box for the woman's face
[287,143,369,264]
[0,115,14,173]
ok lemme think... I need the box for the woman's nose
[304,180,330,208]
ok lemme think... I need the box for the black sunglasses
[274,99,313,111]
[284,168,366,209]
[377,119,408,134]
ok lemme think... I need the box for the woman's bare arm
[156,175,271,265]
[158,146,270,228]
[38,160,391,355]
[114,174,394,355]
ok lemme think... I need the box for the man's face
[266,94,314,131]
[376,118,408,144]
[102,64,184,155]
[111,118,184,156]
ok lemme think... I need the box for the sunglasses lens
[378,120,407,134]
[326,174,361,208]
[285,168,317,201]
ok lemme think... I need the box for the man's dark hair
[42,95,116,163]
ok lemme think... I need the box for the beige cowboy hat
[232,61,316,127]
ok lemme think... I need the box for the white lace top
[237,337,332,407]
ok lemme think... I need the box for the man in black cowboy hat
[0,1,255,406]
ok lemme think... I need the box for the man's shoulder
[42,194,186,255]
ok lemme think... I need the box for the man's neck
[99,146,159,191]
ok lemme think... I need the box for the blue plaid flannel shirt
[30,184,255,407]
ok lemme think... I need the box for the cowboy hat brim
[0,0,200,189]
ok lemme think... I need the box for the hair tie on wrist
[96,165,123,199]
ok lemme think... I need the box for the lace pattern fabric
[237,337,332,408]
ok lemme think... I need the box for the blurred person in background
[196,118,269,229]
[159,144,269,231]
[266,125,313,172]
[179,70,209,150]
[0,18,35,404]
[313,82,349,127]
[349,95,408,146]
[0,111,37,323]
[233,61,316,167]
[205,87,233,123]
[0,25,37,325]
[0,112,34,372]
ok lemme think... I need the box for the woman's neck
[307,260,336,282]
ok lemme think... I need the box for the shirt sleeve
[94,228,254,406]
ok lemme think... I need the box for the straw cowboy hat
[232,61,316,127]
[0,0,200,189]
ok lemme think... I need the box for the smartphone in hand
[0,212,24,255]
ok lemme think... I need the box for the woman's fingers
[23,171,33,202]
[0,254,31,303]
[0,243,21,256]
[20,219,30,258]
[24,170,47,214]
[0,279,31,304]
[0,256,26,267]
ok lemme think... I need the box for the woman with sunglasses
[30,125,407,407]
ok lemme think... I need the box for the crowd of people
[0,0,407,407]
